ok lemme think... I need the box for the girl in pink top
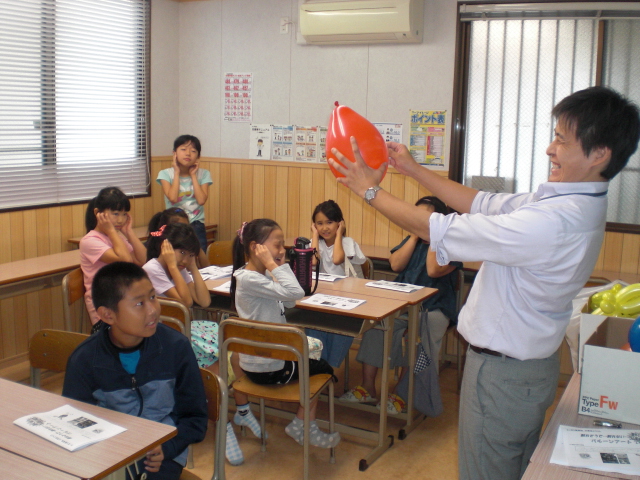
[79,187,147,324]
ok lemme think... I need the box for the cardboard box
[578,315,640,425]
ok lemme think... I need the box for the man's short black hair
[173,134,202,158]
[92,262,150,312]
[552,86,640,180]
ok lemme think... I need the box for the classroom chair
[219,317,336,480]
[29,329,89,388]
[361,256,375,280]
[62,268,88,333]
[199,368,228,480]
[207,240,233,266]
[158,297,192,337]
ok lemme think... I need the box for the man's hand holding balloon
[328,137,387,198]
[387,141,422,178]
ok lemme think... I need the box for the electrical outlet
[280,17,290,34]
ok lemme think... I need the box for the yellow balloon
[620,296,640,316]
[612,283,622,293]
[600,301,616,314]
[616,283,640,304]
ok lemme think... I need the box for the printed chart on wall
[409,110,447,170]
[272,125,294,161]
[295,126,319,162]
[223,73,252,122]
[374,123,403,144]
[249,124,272,159]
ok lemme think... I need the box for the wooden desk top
[315,277,437,306]
[526,373,640,480]
[68,224,218,245]
[206,277,407,322]
[0,250,81,287]
[0,379,176,480]
[0,447,80,480]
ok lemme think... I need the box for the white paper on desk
[199,265,233,280]
[366,280,422,293]
[14,405,126,452]
[551,425,640,475]
[300,293,365,310]
[318,273,346,282]
[211,280,231,293]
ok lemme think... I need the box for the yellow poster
[409,110,446,169]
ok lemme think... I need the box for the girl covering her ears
[146,207,210,268]
[80,186,147,325]
[142,222,218,368]
[306,199,366,368]
[231,219,340,450]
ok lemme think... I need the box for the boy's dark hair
[552,86,640,180]
[173,134,202,158]
[415,196,449,215]
[230,218,281,303]
[146,222,201,262]
[85,186,131,233]
[92,262,149,312]
[312,199,344,223]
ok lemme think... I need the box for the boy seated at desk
[63,262,208,480]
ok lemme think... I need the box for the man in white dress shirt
[329,86,640,480]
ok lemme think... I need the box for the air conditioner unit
[298,0,424,45]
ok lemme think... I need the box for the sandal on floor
[377,393,406,415]
[339,385,377,403]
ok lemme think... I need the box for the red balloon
[326,103,388,180]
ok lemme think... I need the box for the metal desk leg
[359,314,395,471]
[399,304,426,439]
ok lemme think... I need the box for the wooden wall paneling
[323,169,338,204]
[251,164,265,220]
[50,286,65,331]
[12,294,28,355]
[0,298,11,358]
[298,168,314,237]
[10,211,25,261]
[26,291,40,341]
[361,195,376,246]
[210,162,221,228]
[602,232,624,272]
[218,163,231,240]
[286,167,301,238]
[240,164,254,225]
[23,209,38,259]
[621,233,640,274]
[36,208,50,260]
[275,166,289,234]
[0,212,11,263]
[335,182,351,238]
[47,207,62,254]
[388,173,406,249]
[374,172,394,249]
[309,168,326,229]
[71,203,86,241]
[229,163,243,235]
[263,166,277,225]
[38,289,53,330]
[60,206,75,253]
[348,187,364,244]
[594,238,606,271]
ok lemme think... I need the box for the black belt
[469,344,514,359]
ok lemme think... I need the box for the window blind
[0,0,150,211]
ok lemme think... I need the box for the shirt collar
[533,181,609,201]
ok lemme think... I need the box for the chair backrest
[29,329,89,387]
[207,240,234,266]
[62,268,87,332]
[158,297,191,336]
[361,257,374,280]
[199,368,228,480]
[219,317,306,363]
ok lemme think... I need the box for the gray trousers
[458,347,560,480]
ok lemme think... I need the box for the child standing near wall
[157,135,212,252]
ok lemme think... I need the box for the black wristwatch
[364,186,382,205]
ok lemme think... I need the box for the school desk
[0,447,81,480]
[309,277,438,439]
[0,250,81,301]
[522,373,640,480]
[67,224,218,246]
[0,378,176,480]
[206,278,426,470]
